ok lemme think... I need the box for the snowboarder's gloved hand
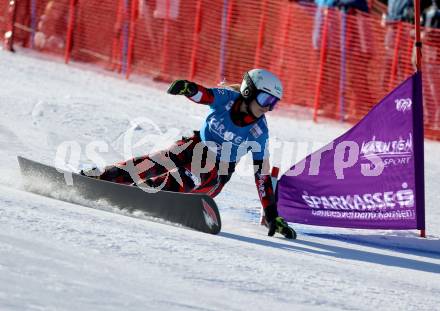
[167,80,198,97]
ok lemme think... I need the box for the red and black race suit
[98,82,278,221]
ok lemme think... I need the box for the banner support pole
[413,0,426,238]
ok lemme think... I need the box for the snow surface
[0,49,439,311]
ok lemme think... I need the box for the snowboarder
[82,69,296,239]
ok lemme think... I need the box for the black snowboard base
[17,156,221,234]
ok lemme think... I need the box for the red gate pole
[64,0,77,64]
[126,0,138,79]
[414,0,422,72]
[189,0,202,80]
[4,0,18,52]
[313,8,329,122]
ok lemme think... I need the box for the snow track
[0,50,439,310]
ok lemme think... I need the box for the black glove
[167,80,198,97]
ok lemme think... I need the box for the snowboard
[17,156,221,234]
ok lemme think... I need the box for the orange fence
[0,1,6,37]
[2,0,440,140]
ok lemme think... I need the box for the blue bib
[199,88,269,162]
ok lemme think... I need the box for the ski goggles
[255,92,279,111]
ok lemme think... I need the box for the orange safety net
[0,0,6,34]
[0,0,10,32]
[3,0,440,140]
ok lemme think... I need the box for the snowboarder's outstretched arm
[167,80,214,105]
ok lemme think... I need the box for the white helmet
[240,69,283,101]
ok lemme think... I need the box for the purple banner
[277,73,425,230]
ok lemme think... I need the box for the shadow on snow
[219,232,440,274]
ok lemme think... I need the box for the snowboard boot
[269,217,297,239]
[80,167,102,179]
[81,165,136,184]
